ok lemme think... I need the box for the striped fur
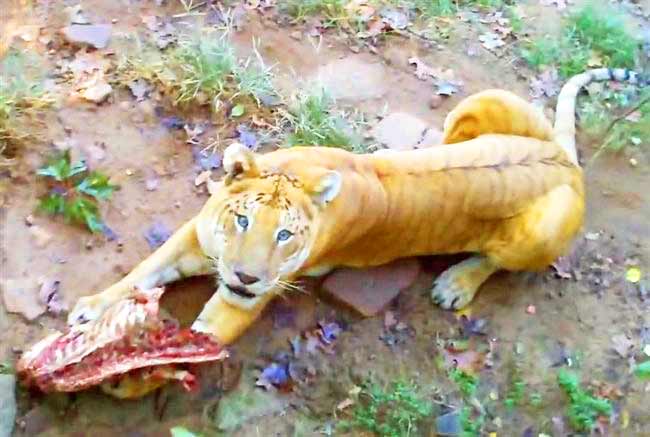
[67,68,646,347]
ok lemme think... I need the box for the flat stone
[62,24,112,49]
[1,278,45,321]
[417,127,443,148]
[313,57,387,101]
[436,411,461,436]
[321,258,420,316]
[81,80,112,103]
[0,375,16,437]
[371,112,428,151]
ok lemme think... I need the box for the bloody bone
[17,288,228,397]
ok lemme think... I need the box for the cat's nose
[235,271,260,285]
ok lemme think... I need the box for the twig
[602,95,650,137]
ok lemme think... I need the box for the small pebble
[430,94,443,109]
[290,30,302,40]
[629,158,638,167]
[125,168,134,176]
[526,305,536,315]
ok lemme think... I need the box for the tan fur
[72,71,632,345]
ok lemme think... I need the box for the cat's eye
[276,229,293,242]
[235,214,249,231]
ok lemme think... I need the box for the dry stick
[602,95,650,137]
[589,95,650,163]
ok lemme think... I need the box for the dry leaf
[479,32,506,51]
[408,57,438,80]
[611,334,634,358]
[337,398,354,410]
[541,0,569,10]
[194,170,212,187]
[529,68,560,98]
[587,51,603,67]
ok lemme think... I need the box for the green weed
[0,50,54,163]
[169,426,202,437]
[521,3,639,77]
[116,34,277,113]
[448,369,485,436]
[557,369,612,433]
[278,0,348,25]
[340,379,433,437]
[636,361,650,379]
[579,86,650,155]
[0,361,14,375]
[38,151,116,234]
[449,368,478,398]
[283,88,358,150]
[410,0,505,18]
[568,4,637,69]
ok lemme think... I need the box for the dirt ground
[1,0,649,436]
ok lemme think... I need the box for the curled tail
[553,68,648,165]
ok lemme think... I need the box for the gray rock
[436,411,461,436]
[371,112,429,151]
[0,374,16,437]
[417,127,443,148]
[321,258,420,316]
[313,58,387,101]
[1,278,45,321]
[62,24,112,49]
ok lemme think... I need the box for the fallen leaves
[530,67,561,99]
[63,50,113,104]
[625,267,642,283]
[408,57,463,96]
[144,222,172,250]
[141,15,177,49]
[611,334,634,358]
[256,320,344,392]
[541,0,570,10]
[38,278,67,315]
[479,32,506,52]
[127,79,152,101]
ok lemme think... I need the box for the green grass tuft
[0,50,54,163]
[38,151,116,234]
[278,0,348,25]
[339,379,433,437]
[557,369,612,433]
[116,33,277,113]
[283,88,358,149]
[521,3,639,77]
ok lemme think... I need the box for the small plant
[448,369,484,436]
[284,88,357,149]
[278,0,348,26]
[449,368,478,398]
[38,151,116,234]
[340,379,433,437]
[0,50,54,163]
[579,86,650,155]
[557,369,612,433]
[0,361,14,375]
[636,361,650,380]
[521,3,639,78]
[568,4,637,69]
[116,34,277,113]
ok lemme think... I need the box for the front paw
[67,295,114,325]
[431,270,477,310]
